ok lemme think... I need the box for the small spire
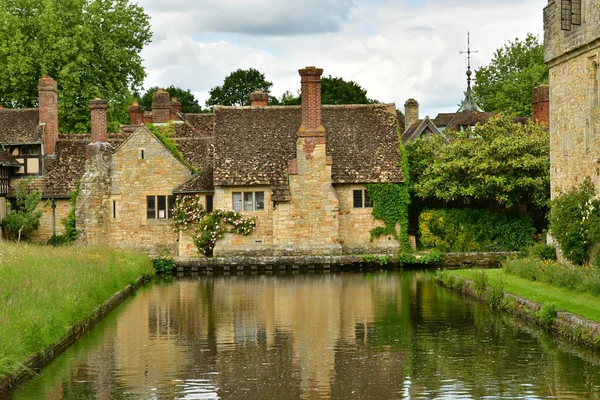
[458,32,483,112]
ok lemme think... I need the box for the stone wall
[273,137,341,255]
[178,193,211,257]
[106,127,192,254]
[212,186,274,257]
[545,0,600,197]
[336,183,398,254]
[29,199,70,242]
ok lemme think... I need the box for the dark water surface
[6,271,600,399]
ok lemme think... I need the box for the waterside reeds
[0,242,153,376]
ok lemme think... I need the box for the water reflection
[7,272,600,399]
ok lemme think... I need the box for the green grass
[452,269,600,323]
[0,242,153,376]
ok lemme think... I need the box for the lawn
[0,242,153,377]
[452,268,600,323]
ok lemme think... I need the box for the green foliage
[397,250,442,266]
[193,210,257,257]
[525,242,557,261]
[47,234,70,246]
[362,253,376,263]
[2,178,43,242]
[549,178,600,265]
[206,68,273,107]
[145,123,198,174]
[361,254,390,266]
[473,33,548,117]
[419,208,535,252]
[472,269,488,298]
[278,76,380,105]
[0,0,152,133]
[406,135,444,196]
[139,86,205,113]
[63,182,79,242]
[504,257,600,296]
[415,113,550,209]
[152,256,176,275]
[171,195,257,257]
[486,273,506,310]
[538,303,557,327]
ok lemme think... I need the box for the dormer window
[9,145,42,175]
[561,0,582,31]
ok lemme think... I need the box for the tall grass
[0,242,153,376]
[504,257,600,296]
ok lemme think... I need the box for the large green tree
[0,0,152,133]
[414,113,550,210]
[473,33,548,117]
[206,68,273,107]
[279,76,379,105]
[139,86,204,113]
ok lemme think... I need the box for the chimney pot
[298,66,324,135]
[250,90,269,107]
[38,76,59,155]
[89,99,108,143]
[152,89,171,123]
[404,98,419,132]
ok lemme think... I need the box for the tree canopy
[0,0,152,133]
[412,113,550,209]
[139,86,204,114]
[279,75,379,105]
[206,68,273,107]
[472,33,548,117]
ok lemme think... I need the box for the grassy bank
[451,268,600,323]
[0,242,153,376]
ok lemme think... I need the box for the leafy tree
[473,33,548,117]
[2,178,43,242]
[414,113,550,210]
[279,76,379,105]
[206,68,273,107]
[0,0,152,133]
[139,86,204,113]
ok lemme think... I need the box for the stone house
[544,0,600,198]
[1,67,404,256]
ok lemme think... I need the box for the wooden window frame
[9,145,42,176]
[147,195,176,220]
[353,189,373,209]
[206,195,214,213]
[233,191,265,211]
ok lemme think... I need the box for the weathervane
[459,32,478,91]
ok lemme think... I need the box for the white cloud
[137,0,544,117]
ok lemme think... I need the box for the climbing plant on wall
[172,195,257,257]
[365,126,411,252]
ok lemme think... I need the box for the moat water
[6,271,600,399]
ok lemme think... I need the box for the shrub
[152,256,176,275]
[549,178,600,265]
[47,234,70,246]
[2,178,43,242]
[419,208,535,252]
[525,242,557,261]
[472,269,489,298]
[486,273,506,310]
[538,303,557,326]
[397,250,442,266]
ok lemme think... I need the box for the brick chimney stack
[128,101,145,125]
[404,99,419,132]
[170,97,182,120]
[532,85,550,128]
[250,90,269,107]
[152,89,171,123]
[299,66,324,135]
[38,76,59,155]
[89,99,108,143]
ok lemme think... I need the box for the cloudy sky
[136,0,544,117]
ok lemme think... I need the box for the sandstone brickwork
[106,127,193,253]
[28,199,70,241]
[544,0,600,197]
[336,184,399,254]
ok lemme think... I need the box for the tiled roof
[0,150,20,167]
[432,113,454,127]
[213,104,403,186]
[444,111,496,132]
[0,108,43,144]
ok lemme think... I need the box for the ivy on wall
[172,195,257,257]
[365,125,411,252]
